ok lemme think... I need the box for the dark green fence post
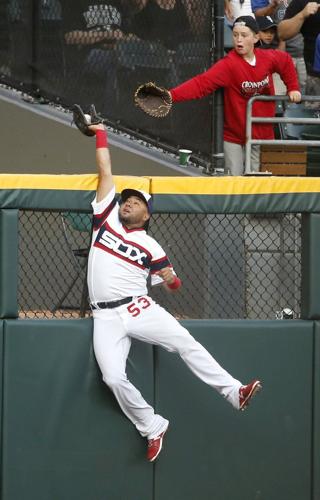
[301,213,320,319]
[0,209,19,318]
[301,213,320,500]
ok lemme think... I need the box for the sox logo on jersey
[98,228,148,266]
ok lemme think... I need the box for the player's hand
[157,267,176,285]
[288,90,302,103]
[302,2,320,18]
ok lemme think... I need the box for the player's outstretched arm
[89,123,115,203]
[157,267,182,294]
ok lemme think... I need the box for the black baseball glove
[134,82,172,118]
[72,104,104,136]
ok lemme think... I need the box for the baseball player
[85,120,262,462]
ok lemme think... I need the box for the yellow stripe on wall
[0,174,150,192]
[150,176,320,195]
[2,174,320,196]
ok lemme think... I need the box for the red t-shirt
[170,48,300,145]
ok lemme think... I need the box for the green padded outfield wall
[313,322,320,500]
[2,174,320,214]
[1,175,320,499]
[154,320,313,500]
[0,321,3,475]
[2,320,154,500]
[0,320,316,500]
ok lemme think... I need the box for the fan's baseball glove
[134,82,172,118]
[72,104,104,136]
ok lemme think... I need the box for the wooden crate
[260,145,307,175]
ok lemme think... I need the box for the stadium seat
[278,103,320,176]
[279,103,319,140]
[260,144,307,175]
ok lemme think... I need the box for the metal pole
[245,97,254,174]
[209,0,225,174]
[31,0,38,91]
[245,95,320,173]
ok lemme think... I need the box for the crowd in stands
[2,1,319,176]
[224,0,320,99]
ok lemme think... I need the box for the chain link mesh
[19,211,91,319]
[18,210,301,320]
[0,0,213,159]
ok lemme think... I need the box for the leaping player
[84,120,262,462]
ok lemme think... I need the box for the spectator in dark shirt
[256,15,290,94]
[278,0,320,101]
[129,0,196,50]
[252,0,307,93]
[63,0,136,115]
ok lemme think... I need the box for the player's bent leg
[126,299,243,409]
[93,310,169,438]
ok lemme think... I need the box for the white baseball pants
[93,296,242,439]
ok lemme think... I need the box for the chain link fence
[18,210,301,320]
[0,0,214,160]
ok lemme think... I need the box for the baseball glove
[72,104,104,136]
[134,82,172,118]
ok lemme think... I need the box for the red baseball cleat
[239,380,262,411]
[147,427,168,462]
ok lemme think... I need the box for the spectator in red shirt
[169,15,301,175]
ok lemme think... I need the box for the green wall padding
[2,319,153,500]
[0,189,95,211]
[313,322,320,500]
[152,192,320,214]
[301,213,320,319]
[0,319,317,500]
[2,187,320,214]
[0,210,18,318]
[0,320,3,470]
[154,320,313,500]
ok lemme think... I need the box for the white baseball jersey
[87,186,173,303]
